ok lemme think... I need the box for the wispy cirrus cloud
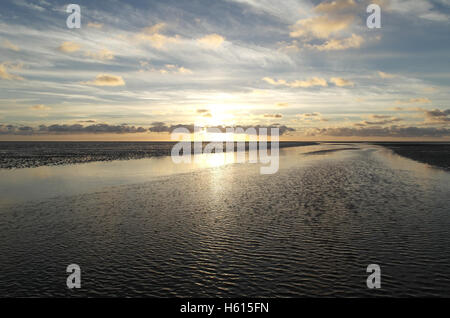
[263,77,328,88]
[389,0,450,22]
[396,98,432,105]
[0,62,24,81]
[263,77,355,88]
[2,40,20,51]
[87,22,104,29]
[85,49,115,61]
[30,104,51,111]
[378,71,397,79]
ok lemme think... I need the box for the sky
[0,0,449,141]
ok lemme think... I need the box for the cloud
[288,0,368,52]
[81,74,125,87]
[85,49,114,61]
[385,107,449,124]
[370,115,391,119]
[162,64,192,74]
[388,107,404,111]
[30,104,51,111]
[288,77,328,87]
[0,62,24,80]
[175,66,192,74]
[58,41,81,53]
[305,34,363,51]
[276,102,289,107]
[0,123,147,135]
[308,126,450,137]
[142,23,166,34]
[149,122,295,135]
[378,71,397,79]
[389,0,449,22]
[13,0,45,12]
[0,124,33,134]
[423,87,438,93]
[314,0,358,14]
[136,23,180,49]
[263,77,328,88]
[360,117,403,125]
[87,22,104,29]
[149,122,196,133]
[298,112,321,118]
[330,77,355,87]
[424,108,450,123]
[264,77,353,88]
[2,40,20,51]
[197,34,225,49]
[297,112,329,122]
[262,77,287,86]
[140,62,192,74]
[290,15,354,39]
[196,109,212,117]
[396,98,432,104]
[263,113,283,118]
[40,124,146,133]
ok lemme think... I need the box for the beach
[374,142,450,171]
[1,143,450,297]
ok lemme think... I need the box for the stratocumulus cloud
[308,126,450,138]
[0,124,147,135]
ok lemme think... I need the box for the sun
[197,103,236,127]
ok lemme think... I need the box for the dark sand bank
[0,141,317,169]
[373,142,450,171]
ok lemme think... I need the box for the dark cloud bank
[309,126,450,138]
[0,123,296,136]
[1,122,449,138]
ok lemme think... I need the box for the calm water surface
[0,143,449,297]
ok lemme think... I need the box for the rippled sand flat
[0,144,449,297]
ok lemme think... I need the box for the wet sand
[374,142,450,171]
[1,144,450,297]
